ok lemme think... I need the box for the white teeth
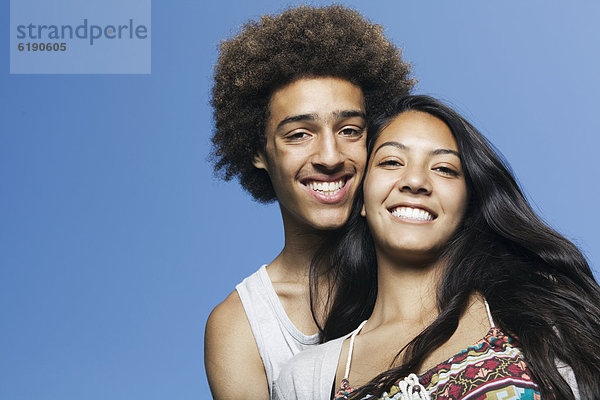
[307,179,346,196]
[391,206,433,221]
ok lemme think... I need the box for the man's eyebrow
[277,113,317,129]
[334,110,366,120]
[276,110,366,129]
[372,141,460,158]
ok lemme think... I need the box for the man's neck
[267,208,334,284]
[268,228,328,283]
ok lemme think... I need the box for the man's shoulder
[207,289,245,327]
[205,263,269,343]
[205,288,269,398]
[205,267,273,398]
[207,265,265,327]
[205,293,247,367]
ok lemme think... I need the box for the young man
[205,6,414,399]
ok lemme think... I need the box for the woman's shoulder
[274,334,350,400]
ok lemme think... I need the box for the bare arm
[204,291,269,400]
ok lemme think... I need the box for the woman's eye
[434,166,460,176]
[378,159,403,167]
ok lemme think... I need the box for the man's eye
[288,132,309,140]
[340,127,364,137]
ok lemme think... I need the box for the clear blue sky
[2,1,599,399]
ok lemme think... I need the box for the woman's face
[362,111,468,263]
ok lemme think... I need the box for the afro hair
[211,5,415,202]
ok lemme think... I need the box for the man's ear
[252,151,268,171]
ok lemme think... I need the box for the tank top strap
[484,299,496,328]
[343,320,368,380]
[340,300,495,389]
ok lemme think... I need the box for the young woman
[274,95,600,399]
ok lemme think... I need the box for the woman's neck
[367,252,445,329]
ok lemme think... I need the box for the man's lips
[301,174,353,203]
[305,178,346,193]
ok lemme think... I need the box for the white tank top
[236,265,320,398]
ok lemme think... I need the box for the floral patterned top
[335,327,541,400]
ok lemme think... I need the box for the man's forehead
[267,77,366,129]
[270,77,364,105]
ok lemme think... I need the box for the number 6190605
[17,42,67,51]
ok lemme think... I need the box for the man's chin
[306,215,349,231]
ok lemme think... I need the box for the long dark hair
[309,95,600,399]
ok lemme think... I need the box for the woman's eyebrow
[431,148,460,158]
[373,141,460,158]
[372,141,406,155]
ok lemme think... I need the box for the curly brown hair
[210,5,415,202]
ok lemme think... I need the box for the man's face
[253,77,367,232]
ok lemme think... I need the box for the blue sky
[2,1,599,399]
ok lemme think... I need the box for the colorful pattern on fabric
[336,378,359,399]
[334,328,541,400]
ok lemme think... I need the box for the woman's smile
[362,110,467,259]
